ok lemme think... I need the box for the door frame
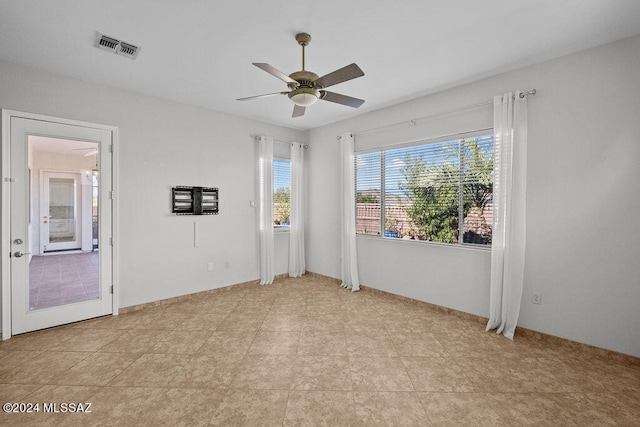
[40,170,83,253]
[1,110,120,340]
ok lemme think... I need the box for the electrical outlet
[532,292,542,305]
[224,261,230,269]
[207,262,214,271]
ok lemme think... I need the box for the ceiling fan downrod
[295,32,311,71]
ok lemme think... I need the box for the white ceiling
[29,136,97,156]
[2,1,640,131]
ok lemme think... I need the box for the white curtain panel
[289,142,306,277]
[486,91,528,339]
[258,135,275,285]
[340,132,360,291]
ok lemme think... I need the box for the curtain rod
[353,88,536,137]
[252,134,308,149]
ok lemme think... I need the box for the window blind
[273,159,291,226]
[355,134,494,246]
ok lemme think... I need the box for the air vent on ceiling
[95,33,140,60]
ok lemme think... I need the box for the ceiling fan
[237,32,365,118]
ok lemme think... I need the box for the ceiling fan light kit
[289,88,319,106]
[238,32,364,117]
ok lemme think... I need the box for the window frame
[272,157,291,232]
[355,131,494,249]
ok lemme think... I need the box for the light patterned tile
[489,392,581,426]
[291,356,352,391]
[57,386,166,426]
[231,355,296,390]
[349,356,414,391]
[297,330,347,356]
[284,391,357,426]
[0,383,42,402]
[0,350,44,376]
[0,351,92,384]
[174,314,227,331]
[419,392,506,426]
[389,332,448,357]
[247,331,300,355]
[218,314,265,331]
[175,352,244,389]
[401,357,474,392]
[455,357,571,393]
[108,353,189,387]
[96,330,167,353]
[550,391,640,425]
[354,391,428,426]
[47,329,123,352]
[346,330,397,356]
[260,313,308,332]
[196,330,257,355]
[0,327,77,351]
[50,352,140,386]
[148,330,211,354]
[147,388,226,426]
[0,274,637,426]
[210,389,288,426]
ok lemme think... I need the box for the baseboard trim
[119,273,299,314]
[119,279,261,314]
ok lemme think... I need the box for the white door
[41,171,82,252]
[9,116,114,335]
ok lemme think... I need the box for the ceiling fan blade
[320,91,365,108]
[314,63,364,89]
[253,63,298,86]
[292,104,306,118]
[236,91,289,101]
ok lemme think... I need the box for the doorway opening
[28,136,100,311]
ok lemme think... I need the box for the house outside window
[355,134,494,246]
[273,158,291,229]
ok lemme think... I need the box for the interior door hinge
[110,285,114,294]
[4,177,16,182]
[110,191,115,200]
[109,145,113,153]
[109,237,113,246]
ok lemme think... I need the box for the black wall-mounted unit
[172,186,219,215]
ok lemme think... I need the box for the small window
[355,134,494,246]
[273,159,291,229]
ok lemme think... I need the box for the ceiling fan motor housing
[288,70,320,87]
[288,70,321,106]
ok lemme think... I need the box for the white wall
[306,35,640,357]
[0,60,304,320]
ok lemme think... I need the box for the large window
[355,134,494,246]
[273,159,291,229]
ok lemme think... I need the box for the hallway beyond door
[29,252,99,310]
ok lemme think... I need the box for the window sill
[355,233,491,252]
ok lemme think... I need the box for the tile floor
[1,274,639,426]
[29,252,100,310]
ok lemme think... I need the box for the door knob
[13,251,31,258]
